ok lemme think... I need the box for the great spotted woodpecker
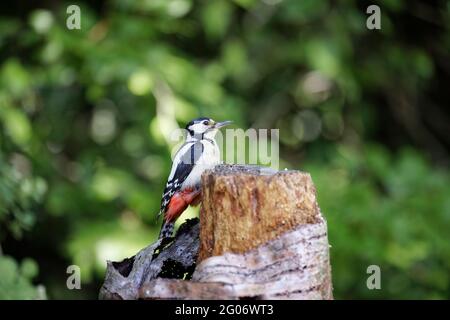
[158,117,232,239]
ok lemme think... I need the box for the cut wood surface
[198,165,320,261]
[99,164,333,300]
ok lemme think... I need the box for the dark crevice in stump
[112,257,135,277]
[99,218,200,300]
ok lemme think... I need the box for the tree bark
[99,164,333,300]
[198,165,321,261]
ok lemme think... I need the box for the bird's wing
[158,141,204,217]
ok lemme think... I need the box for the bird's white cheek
[204,129,218,140]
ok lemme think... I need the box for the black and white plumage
[157,117,232,239]
[159,141,203,215]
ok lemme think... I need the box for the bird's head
[185,117,232,140]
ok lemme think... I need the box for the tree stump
[198,165,321,261]
[99,165,333,300]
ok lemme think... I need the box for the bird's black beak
[213,120,233,129]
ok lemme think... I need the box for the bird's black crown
[185,117,211,129]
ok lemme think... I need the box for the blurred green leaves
[1,59,32,98]
[307,145,450,299]
[67,218,154,281]
[0,105,32,148]
[128,70,154,96]
[0,154,46,239]
[0,0,449,300]
[29,9,54,35]
[0,255,44,299]
[202,0,232,40]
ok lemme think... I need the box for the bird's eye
[203,120,209,125]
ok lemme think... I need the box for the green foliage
[0,255,43,299]
[0,154,46,239]
[0,0,449,299]
[306,146,450,299]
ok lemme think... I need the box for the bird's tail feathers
[158,220,174,240]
